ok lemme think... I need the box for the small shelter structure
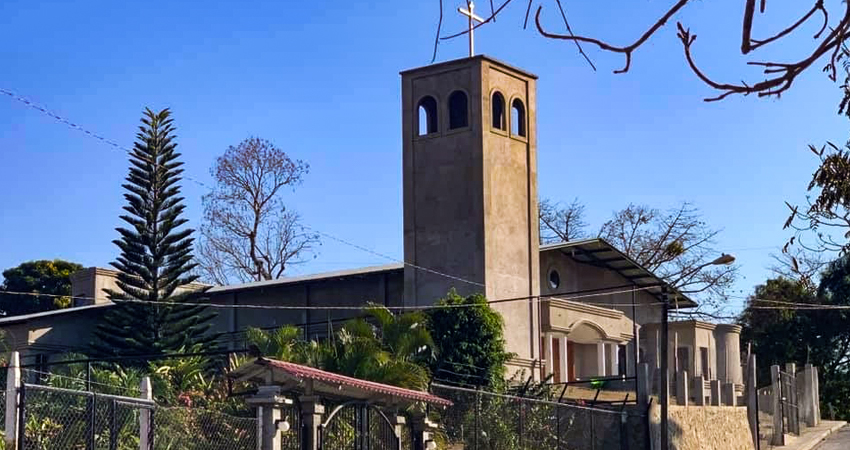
[230,358,451,450]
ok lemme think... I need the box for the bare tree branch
[196,137,319,285]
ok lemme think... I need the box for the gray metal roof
[540,238,698,308]
[0,302,114,326]
[207,263,404,295]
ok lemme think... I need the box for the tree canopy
[426,290,514,389]
[740,256,850,420]
[0,259,83,315]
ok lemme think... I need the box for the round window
[548,269,560,290]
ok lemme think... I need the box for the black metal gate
[779,370,800,436]
[18,382,155,450]
[319,402,400,450]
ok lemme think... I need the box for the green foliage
[0,259,83,315]
[741,257,850,420]
[244,304,435,391]
[426,290,514,388]
[91,108,217,359]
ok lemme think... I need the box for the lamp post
[660,253,735,449]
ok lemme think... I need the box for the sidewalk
[774,421,846,450]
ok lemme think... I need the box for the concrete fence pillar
[411,413,439,450]
[5,351,21,450]
[637,363,650,410]
[676,370,689,406]
[771,365,784,446]
[299,396,325,450]
[710,380,721,406]
[693,376,706,406]
[247,386,292,450]
[746,354,758,449]
[389,415,406,450]
[813,366,821,423]
[139,377,153,450]
[722,383,737,407]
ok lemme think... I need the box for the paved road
[813,425,850,450]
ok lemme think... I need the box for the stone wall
[649,403,755,450]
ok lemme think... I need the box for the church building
[0,56,742,389]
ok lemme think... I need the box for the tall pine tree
[92,108,216,359]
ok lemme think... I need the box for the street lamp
[710,253,736,266]
[660,252,736,450]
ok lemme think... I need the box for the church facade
[0,56,742,389]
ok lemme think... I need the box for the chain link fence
[431,383,644,450]
[12,382,256,450]
[154,406,256,450]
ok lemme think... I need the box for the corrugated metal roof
[207,263,404,294]
[0,303,113,325]
[540,238,698,308]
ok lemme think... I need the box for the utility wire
[0,285,663,311]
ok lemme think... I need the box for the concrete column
[597,342,607,376]
[246,386,291,450]
[559,336,568,383]
[771,365,785,446]
[676,370,689,406]
[139,377,152,450]
[389,415,406,450]
[801,364,816,427]
[608,344,619,376]
[723,383,737,407]
[5,351,20,450]
[411,413,439,450]
[813,366,821,423]
[693,376,706,405]
[299,396,325,450]
[637,363,650,410]
[544,334,554,380]
[710,380,721,406]
[746,354,758,449]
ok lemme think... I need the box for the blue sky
[1,0,847,314]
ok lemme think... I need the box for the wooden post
[5,351,20,450]
[722,383,737,407]
[139,377,152,450]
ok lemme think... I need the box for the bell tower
[401,55,540,373]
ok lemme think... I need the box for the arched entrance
[319,401,401,450]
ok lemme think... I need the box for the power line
[0,285,663,312]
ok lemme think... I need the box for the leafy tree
[0,259,83,315]
[91,108,216,359]
[426,290,513,389]
[196,137,318,284]
[740,256,850,420]
[244,305,435,390]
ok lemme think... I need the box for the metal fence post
[87,394,97,450]
[474,387,480,450]
[5,351,21,450]
[109,398,118,450]
[17,382,26,449]
[139,377,153,450]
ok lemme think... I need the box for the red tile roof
[261,358,452,406]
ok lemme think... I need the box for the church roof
[400,54,538,79]
[540,238,698,308]
[207,263,404,295]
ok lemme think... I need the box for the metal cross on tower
[457,1,484,57]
